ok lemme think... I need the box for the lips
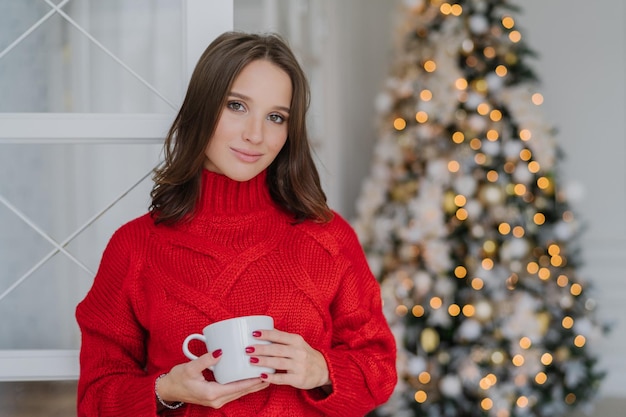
[231,147,263,163]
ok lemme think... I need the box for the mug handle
[182,333,206,361]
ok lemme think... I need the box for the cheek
[267,127,288,154]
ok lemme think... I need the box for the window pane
[0,142,161,349]
[0,0,183,113]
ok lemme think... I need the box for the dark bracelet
[155,373,184,410]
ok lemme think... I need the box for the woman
[76,31,397,416]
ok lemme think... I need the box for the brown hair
[150,31,332,225]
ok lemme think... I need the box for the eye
[227,101,245,112]
[268,113,286,124]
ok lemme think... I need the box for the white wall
[516,0,626,398]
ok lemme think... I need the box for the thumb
[190,350,222,372]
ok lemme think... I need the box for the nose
[244,116,263,144]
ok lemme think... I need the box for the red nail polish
[260,373,268,379]
[249,357,259,364]
[252,331,262,337]
[212,349,222,358]
[245,346,255,353]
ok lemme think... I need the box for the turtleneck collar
[194,169,276,217]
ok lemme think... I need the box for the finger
[258,370,300,388]
[248,341,295,360]
[253,328,299,345]
[190,351,222,373]
[199,379,269,408]
[212,377,267,394]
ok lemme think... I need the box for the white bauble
[439,375,463,397]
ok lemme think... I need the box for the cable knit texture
[76,169,397,416]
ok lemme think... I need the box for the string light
[393,117,407,130]
[418,371,431,384]
[519,129,532,141]
[413,305,425,317]
[486,129,499,141]
[490,109,502,121]
[396,305,409,316]
[502,16,515,29]
[414,390,428,403]
[519,337,532,349]
[535,372,548,384]
[541,353,553,366]
[538,267,550,280]
[498,222,511,234]
[514,184,526,196]
[477,102,491,115]
[424,59,437,72]
[512,354,524,366]
[509,30,522,42]
[481,398,494,410]
[516,396,529,408]
[528,161,540,173]
[462,304,475,317]
[430,297,443,309]
[420,89,433,101]
[450,4,463,16]
[482,258,494,270]
[484,46,496,58]
[440,3,452,14]
[537,177,550,190]
[532,93,544,105]
[574,335,586,347]
[471,278,484,290]
[512,226,525,237]
[557,275,569,287]
[416,111,429,123]
[455,78,468,90]
[448,304,461,316]
[533,213,546,225]
[470,138,482,150]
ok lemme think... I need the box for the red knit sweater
[76,169,396,416]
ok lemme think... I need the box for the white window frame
[0,0,233,382]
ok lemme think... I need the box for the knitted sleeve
[303,214,397,416]
[75,217,160,417]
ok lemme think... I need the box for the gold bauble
[420,327,440,353]
[536,311,551,336]
[444,191,457,213]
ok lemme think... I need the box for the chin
[226,171,261,182]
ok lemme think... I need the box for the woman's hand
[247,329,331,390]
[157,351,269,409]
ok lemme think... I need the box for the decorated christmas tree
[353,1,608,416]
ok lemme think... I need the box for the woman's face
[204,59,292,181]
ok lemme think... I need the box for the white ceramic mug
[182,315,275,384]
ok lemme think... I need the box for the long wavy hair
[150,31,332,225]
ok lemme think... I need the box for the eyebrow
[229,91,290,114]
